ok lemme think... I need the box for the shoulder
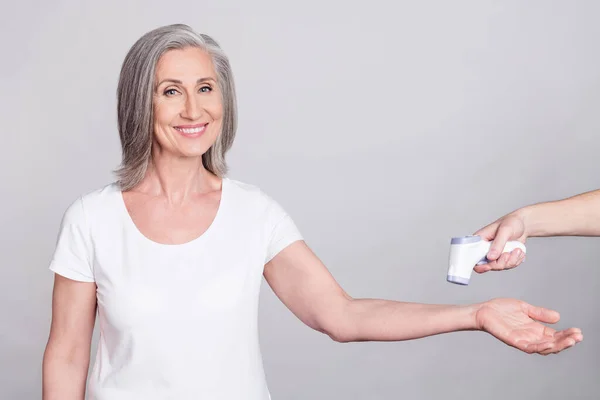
[224,177,278,210]
[59,182,121,225]
[78,182,120,209]
[224,177,292,224]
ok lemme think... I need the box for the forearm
[334,298,481,343]
[42,348,89,400]
[517,189,600,237]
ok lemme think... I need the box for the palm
[476,298,583,355]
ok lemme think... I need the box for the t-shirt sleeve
[48,197,95,282]
[264,195,304,264]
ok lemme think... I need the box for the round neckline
[116,177,229,248]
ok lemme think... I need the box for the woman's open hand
[475,298,583,355]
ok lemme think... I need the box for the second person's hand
[473,212,527,273]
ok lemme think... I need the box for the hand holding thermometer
[447,235,526,285]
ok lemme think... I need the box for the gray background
[2,0,599,399]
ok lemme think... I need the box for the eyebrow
[156,77,216,88]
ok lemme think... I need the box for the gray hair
[114,24,237,190]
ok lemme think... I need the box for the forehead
[155,47,216,80]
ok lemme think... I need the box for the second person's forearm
[517,189,600,237]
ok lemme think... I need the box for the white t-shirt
[48,177,303,400]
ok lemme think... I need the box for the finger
[538,342,559,355]
[523,328,584,355]
[474,221,500,242]
[526,305,560,324]
[553,328,584,343]
[475,249,523,273]
[506,249,523,269]
[571,330,584,343]
[487,224,514,261]
[540,335,582,355]
[479,255,508,272]
[474,257,505,273]
[564,331,584,347]
[554,327,583,337]
[517,340,554,355]
[474,261,494,273]
[490,252,511,271]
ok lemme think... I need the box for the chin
[178,146,209,158]
[179,140,215,157]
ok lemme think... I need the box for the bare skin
[474,189,600,273]
[264,240,582,355]
[43,46,583,400]
[42,276,96,399]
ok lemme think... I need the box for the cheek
[154,101,179,125]
[206,97,224,121]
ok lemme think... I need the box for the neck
[134,147,222,204]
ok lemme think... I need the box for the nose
[180,93,203,121]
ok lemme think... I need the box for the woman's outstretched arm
[264,241,582,355]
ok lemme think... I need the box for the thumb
[526,304,560,324]
[486,224,514,261]
[474,220,500,242]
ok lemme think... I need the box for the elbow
[319,299,357,343]
[310,321,352,343]
[43,339,91,372]
[327,330,354,343]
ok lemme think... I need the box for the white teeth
[177,125,206,134]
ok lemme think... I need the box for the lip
[173,122,208,138]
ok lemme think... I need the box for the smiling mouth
[173,123,208,135]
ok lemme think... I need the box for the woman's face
[152,47,223,159]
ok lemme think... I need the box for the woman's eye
[199,86,212,93]
[164,89,179,96]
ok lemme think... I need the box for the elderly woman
[42,24,582,400]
